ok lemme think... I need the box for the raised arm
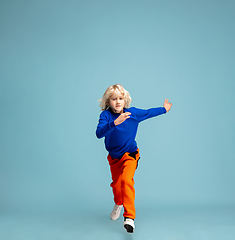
[96,112,116,139]
[133,107,166,122]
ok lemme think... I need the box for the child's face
[109,91,125,114]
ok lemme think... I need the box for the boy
[96,84,172,233]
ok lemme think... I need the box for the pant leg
[107,155,123,205]
[121,149,140,219]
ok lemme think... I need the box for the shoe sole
[124,224,134,233]
[110,216,120,220]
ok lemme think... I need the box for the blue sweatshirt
[96,107,166,159]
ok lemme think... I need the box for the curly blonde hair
[98,84,132,111]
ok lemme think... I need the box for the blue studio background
[1,0,235,222]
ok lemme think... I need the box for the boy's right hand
[114,112,131,126]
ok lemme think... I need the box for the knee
[121,177,134,187]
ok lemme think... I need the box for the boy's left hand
[163,99,172,112]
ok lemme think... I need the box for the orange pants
[107,149,140,220]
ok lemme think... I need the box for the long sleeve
[134,107,166,122]
[96,112,116,139]
[95,107,166,159]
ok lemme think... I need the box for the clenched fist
[114,112,131,126]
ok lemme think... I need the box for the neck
[110,108,124,114]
